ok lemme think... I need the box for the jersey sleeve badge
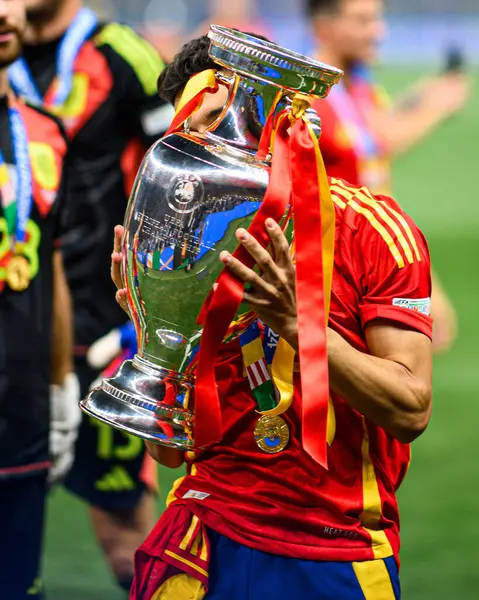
[392,297,431,316]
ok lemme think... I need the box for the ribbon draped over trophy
[166,69,337,469]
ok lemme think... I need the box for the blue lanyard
[8,7,98,107]
[0,105,33,243]
[262,322,280,366]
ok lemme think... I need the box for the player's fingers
[113,225,124,254]
[220,251,276,296]
[115,288,129,315]
[111,252,123,290]
[243,290,270,307]
[235,228,280,279]
[265,218,291,268]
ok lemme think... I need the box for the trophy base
[80,356,194,451]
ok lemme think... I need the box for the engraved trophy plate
[80,26,342,450]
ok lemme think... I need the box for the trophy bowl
[80,26,343,450]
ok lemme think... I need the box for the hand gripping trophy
[81,26,343,467]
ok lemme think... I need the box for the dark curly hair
[307,0,341,17]
[158,31,272,105]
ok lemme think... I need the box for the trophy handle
[206,71,239,134]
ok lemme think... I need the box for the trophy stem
[206,74,288,154]
[80,357,195,450]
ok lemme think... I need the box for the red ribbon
[290,119,330,468]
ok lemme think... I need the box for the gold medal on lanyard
[1,100,34,293]
[254,415,290,454]
[6,254,30,292]
[241,322,291,454]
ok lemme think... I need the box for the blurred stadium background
[45,0,478,598]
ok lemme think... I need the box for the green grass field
[44,67,479,599]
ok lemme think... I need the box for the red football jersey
[167,179,432,563]
[314,81,392,195]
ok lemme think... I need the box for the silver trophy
[80,26,342,450]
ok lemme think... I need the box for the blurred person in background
[8,0,173,592]
[191,0,273,40]
[0,0,75,597]
[308,0,469,354]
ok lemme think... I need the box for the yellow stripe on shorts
[151,573,206,600]
[353,559,397,600]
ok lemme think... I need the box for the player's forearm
[327,329,431,443]
[145,441,185,468]
[51,250,74,385]
[380,104,446,156]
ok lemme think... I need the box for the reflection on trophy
[80,26,342,450]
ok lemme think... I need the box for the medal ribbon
[240,320,297,422]
[8,7,98,107]
[240,321,277,413]
[0,101,33,246]
[0,154,15,235]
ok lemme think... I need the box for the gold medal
[254,415,290,454]
[6,255,31,292]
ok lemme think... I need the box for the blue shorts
[0,473,47,600]
[64,358,154,510]
[206,529,401,600]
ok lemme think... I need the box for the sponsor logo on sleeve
[392,297,431,316]
[182,489,210,500]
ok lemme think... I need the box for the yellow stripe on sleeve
[375,200,421,262]
[331,180,413,265]
[96,24,165,95]
[332,189,405,268]
[353,559,397,600]
[351,181,421,262]
[331,195,346,210]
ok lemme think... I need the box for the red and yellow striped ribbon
[165,69,218,136]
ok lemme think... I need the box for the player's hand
[220,218,298,349]
[49,373,82,487]
[111,225,129,314]
[423,74,470,117]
